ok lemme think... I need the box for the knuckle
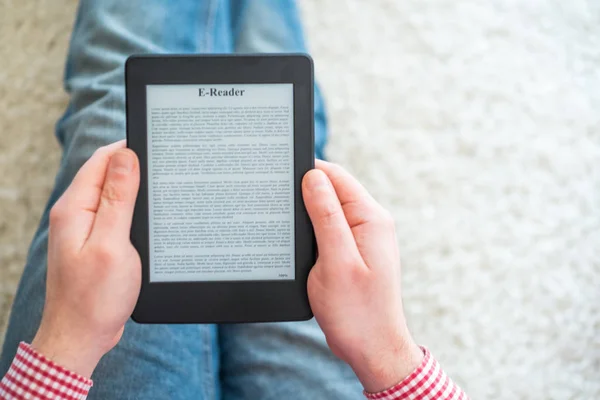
[49,201,66,225]
[101,179,128,205]
[92,244,116,266]
[341,258,360,272]
[347,260,369,286]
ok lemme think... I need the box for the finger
[315,160,381,228]
[49,140,127,251]
[302,169,362,264]
[315,160,398,269]
[69,140,127,197]
[87,149,140,247]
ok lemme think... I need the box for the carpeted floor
[2,1,600,398]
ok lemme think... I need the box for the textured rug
[1,1,600,398]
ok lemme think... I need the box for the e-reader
[126,54,316,323]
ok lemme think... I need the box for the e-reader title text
[198,88,245,97]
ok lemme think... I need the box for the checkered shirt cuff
[0,342,92,400]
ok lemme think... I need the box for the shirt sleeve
[364,347,468,400]
[0,342,93,400]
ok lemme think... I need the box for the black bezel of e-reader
[126,54,316,323]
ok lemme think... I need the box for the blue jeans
[0,1,361,398]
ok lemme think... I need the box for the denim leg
[218,2,362,399]
[233,0,329,160]
[0,1,235,398]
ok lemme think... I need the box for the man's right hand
[31,141,141,378]
[302,160,424,394]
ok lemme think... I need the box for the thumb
[88,149,140,246]
[302,169,360,263]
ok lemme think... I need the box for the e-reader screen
[146,84,295,283]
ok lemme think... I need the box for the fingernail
[110,150,134,173]
[307,169,329,190]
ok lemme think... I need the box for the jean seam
[203,326,215,400]
[203,0,218,52]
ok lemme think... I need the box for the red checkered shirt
[363,348,468,400]
[0,343,92,400]
[0,343,467,399]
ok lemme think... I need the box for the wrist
[31,326,105,378]
[351,334,424,393]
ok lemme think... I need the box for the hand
[31,140,141,378]
[302,160,424,393]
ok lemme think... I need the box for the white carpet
[2,0,600,398]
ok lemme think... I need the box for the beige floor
[2,1,600,398]
[0,0,67,339]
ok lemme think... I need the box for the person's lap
[0,0,359,398]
